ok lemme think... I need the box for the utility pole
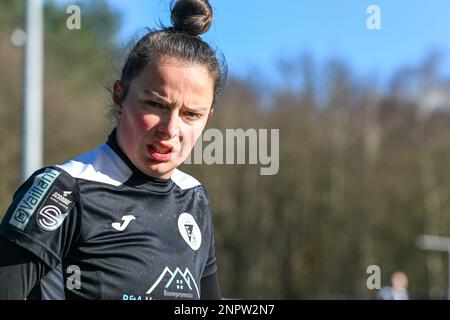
[22,0,44,181]
[416,234,450,299]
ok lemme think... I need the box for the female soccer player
[0,0,226,300]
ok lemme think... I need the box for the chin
[147,163,176,179]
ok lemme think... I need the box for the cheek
[130,112,159,133]
[180,123,206,149]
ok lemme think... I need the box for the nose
[157,110,179,139]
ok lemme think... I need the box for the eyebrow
[140,90,171,104]
[141,90,210,112]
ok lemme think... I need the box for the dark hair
[117,0,227,108]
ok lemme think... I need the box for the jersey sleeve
[0,166,80,270]
[200,272,222,300]
[0,236,49,299]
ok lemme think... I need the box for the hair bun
[171,0,213,37]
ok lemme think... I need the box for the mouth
[147,142,174,162]
[149,143,173,154]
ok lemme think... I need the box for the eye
[144,100,165,109]
[183,111,202,120]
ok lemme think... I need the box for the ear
[113,80,124,119]
[208,108,214,118]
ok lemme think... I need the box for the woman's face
[114,57,214,179]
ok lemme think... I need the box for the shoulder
[17,165,80,205]
[171,169,212,208]
[171,169,202,191]
[4,165,80,233]
[56,144,132,186]
[21,166,78,192]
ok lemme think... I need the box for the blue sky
[105,0,450,86]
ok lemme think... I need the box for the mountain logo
[177,213,201,250]
[146,266,200,299]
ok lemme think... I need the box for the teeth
[153,144,171,153]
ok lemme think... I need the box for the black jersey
[0,130,218,300]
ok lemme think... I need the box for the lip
[154,141,174,152]
[147,142,174,162]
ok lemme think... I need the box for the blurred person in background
[377,271,409,300]
[0,0,227,300]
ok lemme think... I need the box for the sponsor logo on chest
[122,266,200,300]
